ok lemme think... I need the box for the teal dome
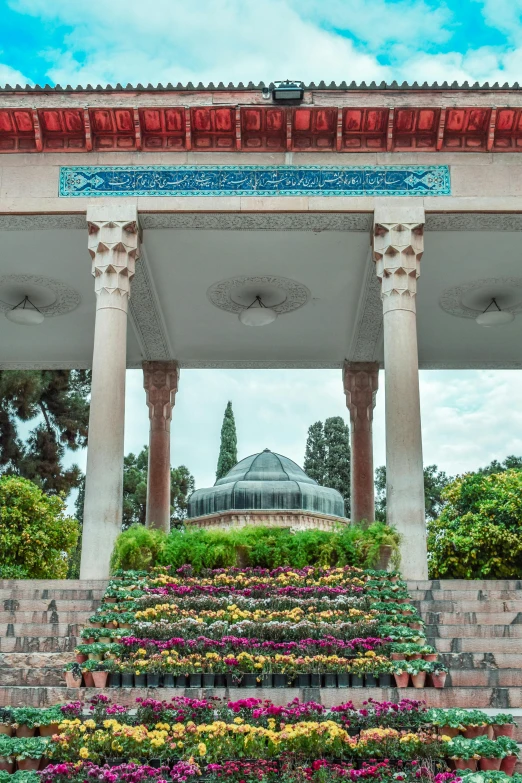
[188,449,346,519]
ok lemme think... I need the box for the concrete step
[1,599,101,612]
[2,685,522,708]
[0,589,106,601]
[424,612,522,625]
[2,623,83,636]
[416,600,522,613]
[0,651,72,668]
[0,636,80,652]
[0,611,93,624]
[0,667,65,687]
[411,590,522,601]
[0,580,108,589]
[439,652,522,669]
[430,637,522,653]
[408,580,522,590]
[425,624,522,638]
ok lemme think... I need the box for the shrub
[110,522,400,573]
[427,469,522,579]
[0,476,79,579]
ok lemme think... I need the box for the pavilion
[1,81,521,579]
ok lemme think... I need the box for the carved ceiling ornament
[439,277,522,318]
[0,274,81,316]
[207,275,311,315]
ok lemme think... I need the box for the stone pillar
[343,362,379,524]
[80,205,141,580]
[372,204,427,579]
[143,361,179,532]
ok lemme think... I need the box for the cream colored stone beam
[80,205,141,580]
[373,202,427,579]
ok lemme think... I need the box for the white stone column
[143,361,179,533]
[80,205,141,580]
[372,203,427,579]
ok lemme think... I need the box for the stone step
[425,624,522,638]
[408,580,522,590]
[0,636,80,652]
[0,667,65,687]
[0,611,93,624]
[0,651,72,668]
[1,599,101,612]
[0,580,108,589]
[416,600,522,613]
[411,590,522,601]
[2,623,83,636]
[430,637,522,653]
[2,685,522,708]
[440,652,522,669]
[425,612,522,625]
[0,589,106,601]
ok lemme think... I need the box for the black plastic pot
[297,673,310,688]
[147,673,160,689]
[109,672,121,688]
[241,673,257,689]
[379,674,392,687]
[214,674,225,687]
[189,674,202,688]
[107,758,125,767]
[337,673,350,689]
[261,673,273,688]
[163,674,175,688]
[365,674,377,688]
[134,674,146,688]
[121,673,134,688]
[202,674,215,688]
[351,675,363,688]
[324,672,337,689]
[310,673,321,688]
[176,675,188,688]
[149,760,162,769]
[225,673,237,688]
[273,673,286,688]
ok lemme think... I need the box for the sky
[2,0,522,497]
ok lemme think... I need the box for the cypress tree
[216,401,238,480]
[303,421,326,484]
[323,416,351,516]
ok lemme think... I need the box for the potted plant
[0,736,14,773]
[63,662,83,689]
[146,655,164,689]
[15,737,48,771]
[445,736,480,772]
[491,713,516,738]
[92,662,109,689]
[118,660,134,688]
[474,737,505,771]
[0,710,12,738]
[37,707,63,737]
[81,659,99,688]
[496,735,519,775]
[392,663,410,689]
[408,659,430,688]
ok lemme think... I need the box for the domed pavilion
[187,448,347,531]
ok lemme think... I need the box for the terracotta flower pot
[391,653,405,660]
[18,758,42,771]
[0,758,14,773]
[500,755,517,776]
[39,723,59,737]
[75,654,88,664]
[0,725,12,737]
[440,726,460,738]
[83,672,95,688]
[408,654,422,660]
[423,654,438,662]
[494,724,515,738]
[394,672,410,688]
[464,726,488,739]
[432,672,447,688]
[411,671,426,688]
[453,759,477,771]
[64,672,82,688]
[92,671,109,688]
[409,622,423,630]
[16,725,35,738]
[480,758,502,771]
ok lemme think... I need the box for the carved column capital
[143,360,179,432]
[87,205,141,313]
[343,361,379,431]
[372,206,425,314]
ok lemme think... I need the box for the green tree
[0,475,79,578]
[0,370,90,496]
[303,421,326,484]
[375,464,451,522]
[478,455,522,475]
[122,446,195,529]
[216,401,238,480]
[323,416,351,516]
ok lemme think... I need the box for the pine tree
[216,401,238,480]
[0,369,90,495]
[303,421,326,484]
[323,416,351,516]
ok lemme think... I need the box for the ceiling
[0,219,521,370]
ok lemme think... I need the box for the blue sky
[2,0,522,498]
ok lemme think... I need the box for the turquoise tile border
[59,164,451,198]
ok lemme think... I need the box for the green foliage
[216,402,238,480]
[110,524,167,572]
[122,446,195,530]
[0,476,79,579]
[304,417,351,515]
[0,369,90,496]
[110,522,400,573]
[375,464,451,522]
[427,469,522,579]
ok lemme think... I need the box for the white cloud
[0,61,31,85]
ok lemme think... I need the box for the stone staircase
[1,578,521,715]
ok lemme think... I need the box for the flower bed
[67,566,448,689]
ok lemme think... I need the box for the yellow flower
[198,743,207,757]
[84,720,96,730]
[441,735,452,742]
[79,748,89,759]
